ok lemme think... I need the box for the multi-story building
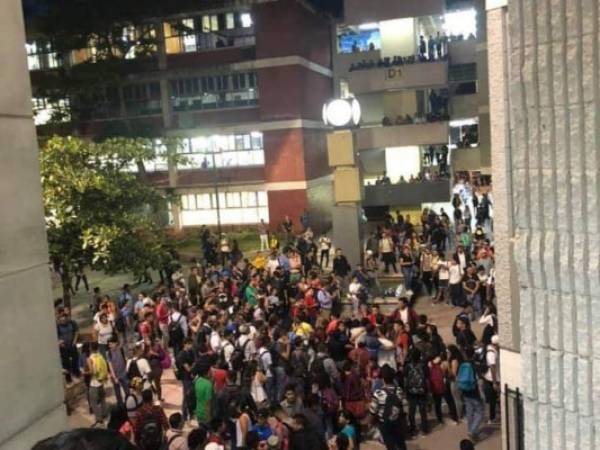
[332,0,491,219]
[26,0,334,233]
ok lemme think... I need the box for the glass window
[243,134,251,149]
[235,135,244,150]
[181,195,189,210]
[258,191,268,206]
[242,192,257,207]
[226,192,241,208]
[251,132,263,149]
[248,72,256,88]
[196,193,211,209]
[239,73,246,89]
[228,135,235,151]
[202,16,211,33]
[226,13,235,30]
[191,136,209,153]
[186,194,196,210]
[241,13,253,28]
[211,15,219,31]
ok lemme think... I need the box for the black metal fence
[504,385,524,450]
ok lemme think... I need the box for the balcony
[348,61,448,94]
[356,122,449,150]
[344,0,444,25]
[363,180,451,207]
[334,49,381,74]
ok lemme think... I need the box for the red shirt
[156,302,169,325]
[139,321,153,339]
[326,319,339,335]
[211,368,228,392]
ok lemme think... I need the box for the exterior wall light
[322,98,361,128]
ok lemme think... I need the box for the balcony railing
[356,122,449,150]
[363,180,451,207]
[348,60,448,94]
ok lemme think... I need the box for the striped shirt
[369,385,405,423]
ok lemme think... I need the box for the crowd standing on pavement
[53,185,498,450]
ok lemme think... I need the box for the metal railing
[504,385,524,450]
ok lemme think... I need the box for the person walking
[369,365,407,450]
[87,342,109,426]
[107,336,129,407]
[457,347,485,441]
[483,335,500,423]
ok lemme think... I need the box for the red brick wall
[166,46,256,70]
[253,0,332,68]
[263,128,306,182]
[257,66,332,121]
[267,189,308,232]
[302,128,331,180]
[172,107,260,128]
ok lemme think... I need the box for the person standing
[133,389,169,449]
[457,347,485,441]
[166,413,188,450]
[87,342,109,426]
[258,219,269,252]
[332,249,351,282]
[56,308,81,383]
[176,338,196,423]
[379,232,397,274]
[369,365,407,450]
[107,336,129,407]
[194,364,214,426]
[318,235,332,269]
[399,246,414,290]
[483,336,500,423]
[404,350,429,437]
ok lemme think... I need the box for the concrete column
[489,0,600,448]
[0,1,67,449]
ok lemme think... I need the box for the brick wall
[267,188,308,232]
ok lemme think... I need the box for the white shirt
[377,338,397,370]
[237,335,256,360]
[209,330,222,353]
[126,357,153,390]
[319,237,331,251]
[266,258,279,276]
[484,346,498,382]
[95,322,114,345]
[457,252,467,270]
[169,311,188,337]
[258,346,273,377]
[449,264,462,284]
[438,260,450,280]
[222,341,235,366]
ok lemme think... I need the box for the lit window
[444,9,477,39]
[196,193,211,209]
[226,192,241,208]
[211,15,219,31]
[241,13,253,28]
[202,16,211,33]
[258,191,268,206]
[226,13,235,30]
[181,195,189,210]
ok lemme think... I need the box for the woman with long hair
[447,344,465,418]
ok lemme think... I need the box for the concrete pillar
[489,0,600,448]
[332,204,363,268]
[0,1,67,449]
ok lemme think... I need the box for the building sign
[385,68,402,80]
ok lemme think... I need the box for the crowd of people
[54,193,498,450]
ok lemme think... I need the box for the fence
[504,385,524,450]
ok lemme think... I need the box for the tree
[40,135,183,307]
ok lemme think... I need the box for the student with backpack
[457,347,485,441]
[87,342,109,426]
[165,413,188,450]
[132,389,169,450]
[429,355,459,425]
[368,365,407,450]
[403,349,429,437]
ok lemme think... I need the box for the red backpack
[429,364,446,395]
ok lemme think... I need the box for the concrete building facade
[0,0,67,448]
[488,0,600,448]
[332,0,491,221]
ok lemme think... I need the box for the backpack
[405,363,426,396]
[382,387,403,424]
[125,393,141,415]
[457,362,478,392]
[127,358,143,381]
[429,364,445,395]
[168,315,184,347]
[473,346,492,375]
[90,353,108,383]
[229,339,250,372]
[291,351,309,378]
[138,410,165,450]
[321,387,339,415]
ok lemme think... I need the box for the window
[226,13,235,30]
[179,190,269,226]
[32,97,70,125]
[240,13,253,28]
[449,63,477,82]
[210,15,219,31]
[122,82,162,116]
[26,41,61,71]
[336,26,381,54]
[177,132,264,169]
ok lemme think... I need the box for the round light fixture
[323,98,361,128]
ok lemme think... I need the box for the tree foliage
[40,136,181,303]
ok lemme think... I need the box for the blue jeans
[464,396,485,436]
[401,267,413,290]
[113,375,129,406]
[467,293,482,319]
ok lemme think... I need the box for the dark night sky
[23,0,343,19]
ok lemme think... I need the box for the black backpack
[138,411,165,450]
[473,346,493,375]
[229,339,250,372]
[168,315,184,347]
[405,363,427,396]
[382,387,404,424]
[127,358,143,381]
